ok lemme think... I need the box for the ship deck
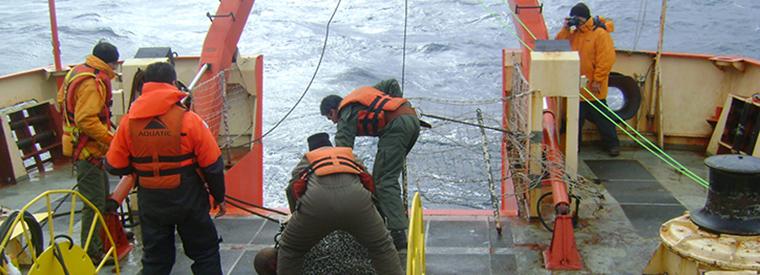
[0,145,708,274]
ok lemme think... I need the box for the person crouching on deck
[254,133,403,275]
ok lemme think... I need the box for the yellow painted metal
[2,213,49,266]
[6,213,48,240]
[528,51,581,97]
[68,195,76,239]
[406,192,426,275]
[45,195,54,248]
[644,214,760,274]
[27,241,95,275]
[0,190,120,275]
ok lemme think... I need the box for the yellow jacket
[555,17,616,101]
[56,55,115,159]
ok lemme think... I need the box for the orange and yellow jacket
[56,55,115,159]
[105,82,226,204]
[555,17,616,101]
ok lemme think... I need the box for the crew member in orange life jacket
[556,2,620,156]
[105,62,226,275]
[263,132,402,275]
[320,79,421,250]
[57,41,119,261]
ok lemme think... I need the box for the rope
[251,0,342,144]
[407,89,534,106]
[476,109,503,235]
[579,88,709,188]
[504,0,537,41]
[401,0,410,211]
[484,1,708,189]
[401,0,408,92]
[421,112,509,133]
[632,0,648,52]
[476,0,534,51]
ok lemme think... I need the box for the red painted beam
[506,0,549,78]
[506,1,582,270]
[200,0,255,76]
[542,111,570,208]
[47,0,64,90]
[196,0,256,138]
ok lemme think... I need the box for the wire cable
[401,0,408,92]
[251,0,342,144]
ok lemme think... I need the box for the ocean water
[2,0,759,208]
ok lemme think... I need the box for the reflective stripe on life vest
[128,105,196,189]
[291,147,375,201]
[305,147,363,176]
[338,86,412,136]
[60,64,113,159]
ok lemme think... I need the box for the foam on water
[1,0,759,208]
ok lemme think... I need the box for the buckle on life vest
[358,172,375,193]
[291,170,375,202]
[291,171,310,201]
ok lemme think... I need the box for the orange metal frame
[506,0,582,270]
[197,0,256,138]
[224,55,264,214]
[195,0,264,214]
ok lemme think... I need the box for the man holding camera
[556,2,620,157]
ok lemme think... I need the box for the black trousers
[579,99,620,150]
[139,202,221,275]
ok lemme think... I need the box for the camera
[566,16,582,27]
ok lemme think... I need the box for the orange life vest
[291,147,375,200]
[128,105,196,189]
[60,64,113,160]
[338,86,416,136]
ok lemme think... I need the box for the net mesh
[405,63,604,218]
[190,70,254,148]
[189,64,605,221]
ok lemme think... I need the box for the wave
[417,42,451,54]
[72,13,101,21]
[58,25,127,39]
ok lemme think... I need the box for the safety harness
[60,64,113,162]
[128,104,197,189]
[338,86,417,136]
[291,147,375,201]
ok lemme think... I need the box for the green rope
[476,0,709,188]
[477,0,534,51]
[579,88,709,188]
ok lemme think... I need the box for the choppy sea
[2,0,759,207]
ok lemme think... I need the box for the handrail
[187,63,210,91]
[0,190,120,274]
[406,192,426,275]
[542,111,570,212]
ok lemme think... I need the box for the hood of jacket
[128,82,186,119]
[85,55,116,79]
[578,16,615,33]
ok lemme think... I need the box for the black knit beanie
[570,3,590,20]
[307,132,332,151]
[92,42,119,64]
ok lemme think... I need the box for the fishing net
[401,64,535,211]
[189,69,254,149]
[303,231,376,275]
[189,71,226,137]
[404,63,604,219]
